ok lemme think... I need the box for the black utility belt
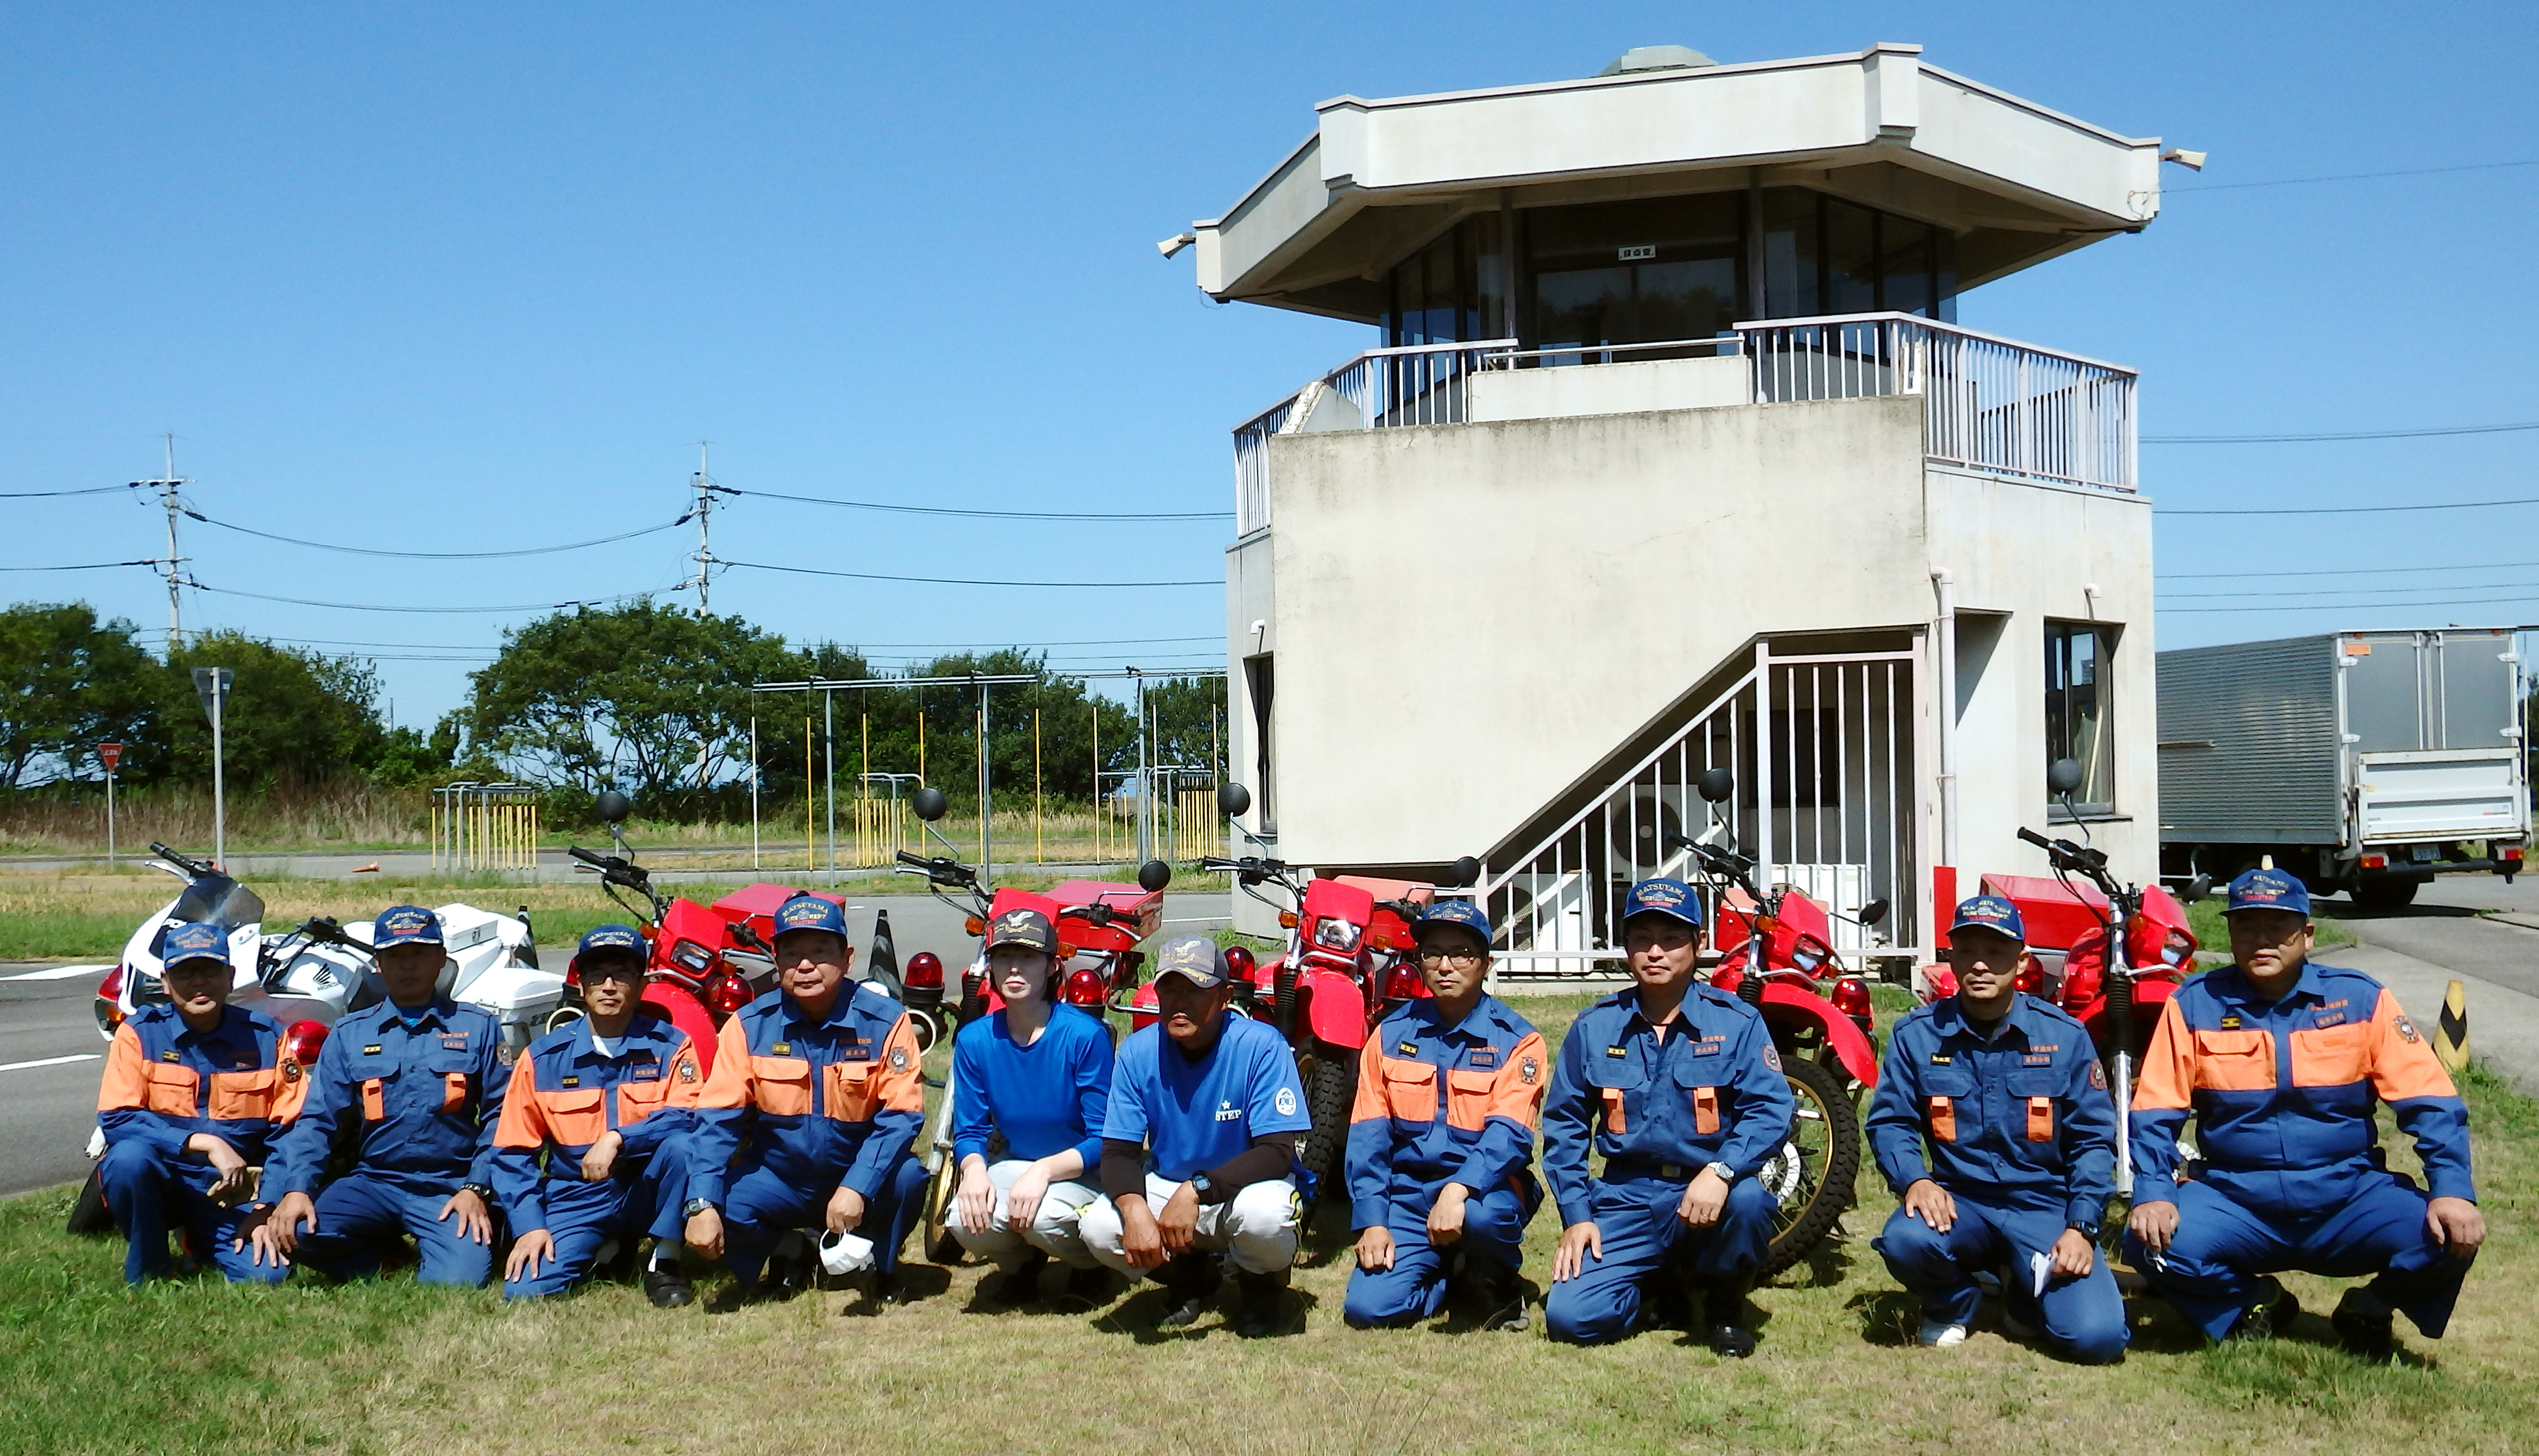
[1602,1157,1705,1182]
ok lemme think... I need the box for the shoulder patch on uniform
[889,1046,911,1071]
[1520,1056,1540,1085]
[678,1060,698,1082]
[1274,1086,1298,1117]
[282,1059,301,1082]
[2088,1059,2107,1089]
[1761,1043,1783,1072]
[2394,1015,2421,1043]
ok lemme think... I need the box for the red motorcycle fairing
[640,979,723,1073]
[1756,980,1881,1087]
[707,882,846,953]
[1710,885,1836,973]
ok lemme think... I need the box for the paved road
[0,891,1232,1201]
[2327,873,2539,1001]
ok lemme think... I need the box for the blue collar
[385,997,457,1032]
[2215,961,2322,1008]
[1928,993,2047,1046]
[1415,996,1499,1041]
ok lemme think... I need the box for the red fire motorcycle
[894,786,1173,1264]
[1917,758,2211,1196]
[1669,767,1888,1276]
[564,791,914,1073]
[1173,782,1479,1215]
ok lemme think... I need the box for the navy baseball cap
[772,893,851,940]
[1621,878,1704,929]
[1413,898,1493,943]
[1947,895,2026,943]
[1151,933,1229,988]
[573,924,648,976]
[2225,867,2311,918]
[985,906,1058,954]
[373,904,444,949]
[161,921,230,968]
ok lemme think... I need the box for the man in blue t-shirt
[1081,934,1311,1336]
[948,906,1116,1306]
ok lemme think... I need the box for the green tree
[463,601,799,814]
[0,602,158,789]
[148,632,390,790]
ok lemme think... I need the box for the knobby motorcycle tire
[1758,1053,1862,1279]
[65,1164,111,1237]
[1297,1042,1355,1213]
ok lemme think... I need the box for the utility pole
[132,434,189,654]
[687,440,731,614]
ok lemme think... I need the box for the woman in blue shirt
[949,906,1116,1303]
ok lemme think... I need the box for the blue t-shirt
[949,1003,1114,1168]
[1102,1012,1311,1181]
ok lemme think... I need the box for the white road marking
[2,964,115,983]
[0,1053,102,1073]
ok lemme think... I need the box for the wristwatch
[1703,1161,1736,1185]
[1187,1171,1217,1198]
[683,1197,716,1218]
[459,1182,496,1201]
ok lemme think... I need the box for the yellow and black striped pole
[2435,979,2471,1074]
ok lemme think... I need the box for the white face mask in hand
[818,1229,876,1276]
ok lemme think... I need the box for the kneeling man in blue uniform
[2126,868,2482,1357]
[1541,879,1793,1354]
[1868,895,2126,1361]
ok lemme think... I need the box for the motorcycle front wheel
[1295,1040,1356,1213]
[1756,1053,1862,1278]
[921,1159,964,1265]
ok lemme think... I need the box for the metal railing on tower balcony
[1229,339,1516,535]
[1738,313,2138,492]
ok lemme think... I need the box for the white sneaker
[1918,1320,1969,1348]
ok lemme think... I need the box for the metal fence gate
[431,783,542,872]
[1478,638,1923,979]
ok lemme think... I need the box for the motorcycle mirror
[2047,757,2086,798]
[2184,872,2214,903]
[1217,782,1252,817]
[1444,855,1481,889]
[1857,897,1890,927]
[911,786,949,822]
[594,790,632,825]
[1695,767,1735,803]
[1137,859,1173,893]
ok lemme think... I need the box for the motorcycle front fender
[1297,966,1368,1049]
[1756,981,1880,1088]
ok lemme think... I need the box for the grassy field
[3,989,2533,1455]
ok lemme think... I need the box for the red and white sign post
[98,743,123,868]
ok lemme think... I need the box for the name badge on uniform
[560,1076,581,1088]
[1605,1045,1629,1058]
[770,1042,791,1056]
[440,1034,470,1050]
[2022,1053,2054,1066]
[1396,1041,1419,1057]
[1928,1052,1952,1066]
[1468,1047,1499,1069]
[363,1045,385,1056]
[160,1049,182,1063]
[2219,1016,2242,1031]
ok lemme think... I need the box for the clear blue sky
[6,2,2536,726]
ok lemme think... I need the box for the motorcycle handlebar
[895,850,979,887]
[150,841,216,878]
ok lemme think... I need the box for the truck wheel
[65,1164,112,1237]
[2356,878,2420,908]
[1756,1054,1862,1279]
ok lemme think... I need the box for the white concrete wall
[1467,356,1748,424]
[1226,400,2161,931]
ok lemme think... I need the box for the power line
[2158,557,2539,581]
[0,484,133,499]
[2168,157,2539,193]
[187,511,690,558]
[720,558,1219,589]
[2162,578,2539,601]
[2158,495,2539,517]
[726,487,1231,523]
[851,634,1222,649]
[187,580,654,615]
[0,560,152,572]
[2145,421,2539,444]
[2161,589,2539,615]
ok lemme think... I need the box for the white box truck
[2157,628,2529,906]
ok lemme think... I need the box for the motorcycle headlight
[1311,917,1362,953]
[670,939,712,974]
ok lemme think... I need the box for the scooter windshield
[169,873,267,931]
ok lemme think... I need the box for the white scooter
[93,842,565,1055]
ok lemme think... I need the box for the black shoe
[705,1281,760,1314]
[982,1251,1049,1306]
[2331,1287,2397,1360]
[644,1264,694,1309]
[2229,1280,2301,1341]
[871,1269,911,1306]
[1235,1267,1291,1337]
[1706,1278,1757,1358]
[765,1248,813,1302]
[1154,1253,1221,1328]
[1054,1263,1117,1311]
[1645,1280,1696,1333]
[1457,1261,1528,1332]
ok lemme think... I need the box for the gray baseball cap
[1150,933,1229,989]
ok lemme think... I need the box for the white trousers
[1079,1174,1299,1278]
[947,1159,1102,1271]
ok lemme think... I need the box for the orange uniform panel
[2365,987,2462,1103]
[2025,1096,2053,1142]
[1381,1059,1437,1122]
[1600,1086,1628,1136]
[1444,1069,1495,1132]
[207,1067,281,1122]
[2188,1028,2276,1092]
[750,1057,814,1117]
[1928,1096,1956,1142]
[142,1062,198,1118]
[2289,1020,2375,1089]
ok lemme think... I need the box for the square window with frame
[2044,622,2117,814]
